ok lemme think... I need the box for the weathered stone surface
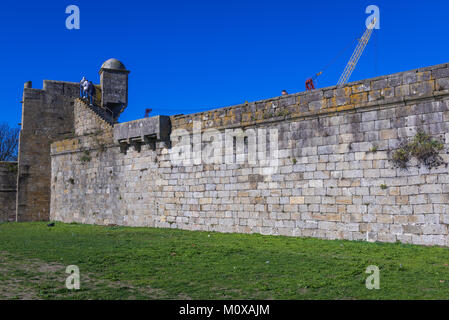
[16,61,449,248]
[100,62,129,119]
[0,162,17,222]
[16,81,79,221]
[17,60,130,222]
[114,116,171,143]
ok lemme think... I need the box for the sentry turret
[99,58,130,121]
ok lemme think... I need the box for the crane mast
[337,18,376,85]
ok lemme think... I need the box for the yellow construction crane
[337,18,376,85]
[306,18,377,90]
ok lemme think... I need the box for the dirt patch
[0,251,169,300]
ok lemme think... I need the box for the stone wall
[74,98,113,136]
[16,81,80,221]
[0,162,17,222]
[50,62,449,246]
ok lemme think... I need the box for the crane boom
[337,18,376,86]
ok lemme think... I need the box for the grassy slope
[0,222,449,299]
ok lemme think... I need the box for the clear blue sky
[1,0,448,127]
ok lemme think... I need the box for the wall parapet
[170,62,449,133]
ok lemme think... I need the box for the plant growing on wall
[6,162,18,173]
[262,111,272,119]
[275,109,290,118]
[80,150,91,163]
[391,129,445,169]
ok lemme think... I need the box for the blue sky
[0,0,448,127]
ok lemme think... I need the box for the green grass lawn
[0,221,449,299]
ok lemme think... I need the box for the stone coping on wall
[23,80,100,100]
[167,62,449,131]
[172,62,449,117]
[0,161,18,170]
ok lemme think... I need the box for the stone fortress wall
[48,61,449,247]
[16,80,81,221]
[14,59,111,223]
[0,162,17,222]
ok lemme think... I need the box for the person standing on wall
[80,77,88,98]
[87,81,96,106]
[83,79,89,101]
